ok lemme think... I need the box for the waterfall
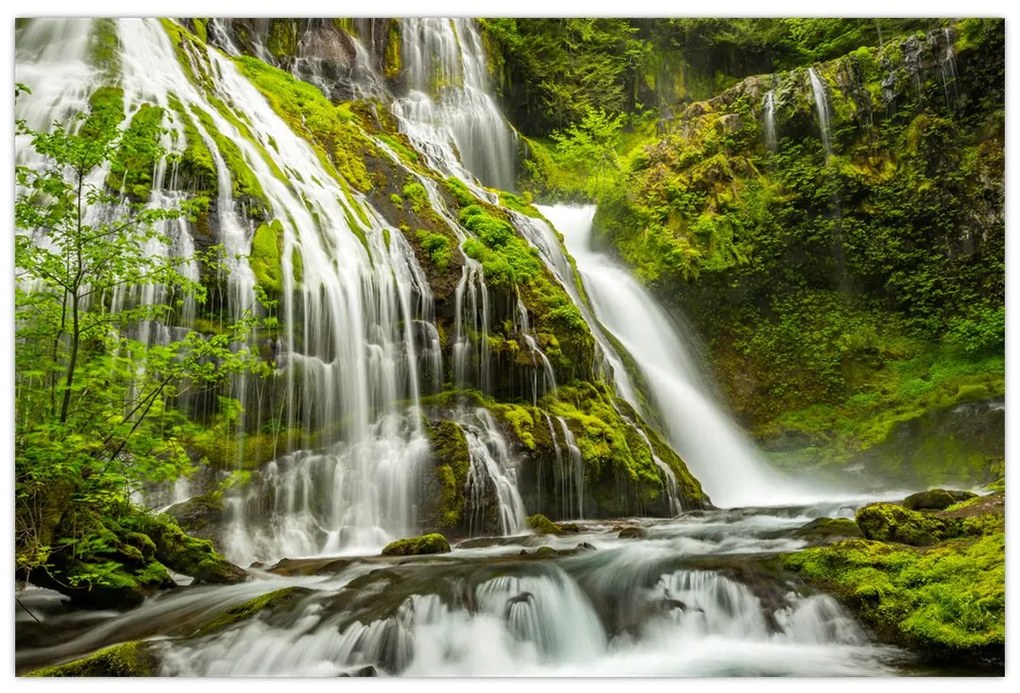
[938,27,959,113]
[762,89,777,152]
[808,67,833,157]
[540,204,825,508]
[459,408,527,536]
[395,18,517,191]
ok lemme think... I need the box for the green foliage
[14,93,267,587]
[415,229,452,270]
[106,104,166,202]
[402,181,428,213]
[483,19,643,132]
[551,108,624,198]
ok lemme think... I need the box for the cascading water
[762,89,778,151]
[396,18,518,191]
[13,17,940,678]
[540,205,823,508]
[808,67,833,157]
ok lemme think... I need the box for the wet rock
[526,513,562,535]
[381,533,451,556]
[557,522,581,534]
[618,526,648,539]
[575,542,597,552]
[902,488,977,511]
[791,517,862,543]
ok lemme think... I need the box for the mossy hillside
[579,21,1003,479]
[25,641,159,677]
[783,491,1004,667]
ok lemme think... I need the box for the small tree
[551,107,624,199]
[14,84,267,582]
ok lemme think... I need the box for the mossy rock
[125,512,248,584]
[526,513,561,535]
[855,502,958,546]
[381,533,451,556]
[193,586,310,637]
[902,488,977,511]
[25,641,158,677]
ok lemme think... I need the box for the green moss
[785,532,1004,660]
[25,641,157,677]
[498,191,541,217]
[444,176,477,207]
[188,103,269,215]
[902,488,976,511]
[381,533,451,556]
[423,420,471,530]
[527,513,561,535]
[415,229,453,270]
[266,19,298,60]
[81,86,124,143]
[88,18,120,77]
[165,94,217,197]
[376,133,420,165]
[383,20,402,80]
[402,181,429,212]
[193,587,304,637]
[492,402,536,449]
[855,503,958,546]
[234,54,375,193]
[250,219,285,296]
[107,103,165,201]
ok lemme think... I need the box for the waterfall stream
[808,67,833,157]
[13,17,951,677]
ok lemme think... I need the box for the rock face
[381,533,452,556]
[618,526,648,539]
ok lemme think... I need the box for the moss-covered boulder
[381,533,451,556]
[902,488,977,511]
[25,641,158,677]
[854,502,958,546]
[126,512,248,584]
[526,513,561,535]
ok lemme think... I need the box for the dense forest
[13,17,1004,676]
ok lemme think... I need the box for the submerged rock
[381,533,451,556]
[618,526,648,539]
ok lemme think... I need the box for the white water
[397,18,517,191]
[541,204,828,508]
[459,408,528,536]
[808,67,833,157]
[763,89,778,151]
[16,502,905,676]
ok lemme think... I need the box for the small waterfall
[515,291,557,404]
[458,408,527,536]
[808,67,832,157]
[555,416,584,519]
[541,204,821,508]
[937,27,959,113]
[762,89,778,152]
